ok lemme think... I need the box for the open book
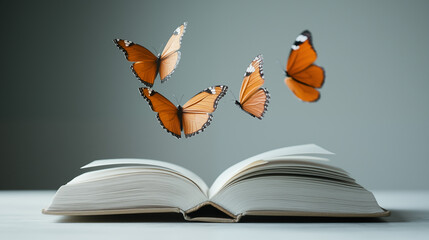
[43,144,389,222]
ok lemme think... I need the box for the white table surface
[1,190,428,240]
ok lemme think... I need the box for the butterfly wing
[239,55,264,103]
[159,51,181,83]
[140,88,182,138]
[114,39,158,87]
[239,88,270,119]
[285,78,320,102]
[161,22,187,58]
[159,22,187,82]
[291,64,325,88]
[237,55,269,119]
[181,85,228,138]
[285,30,325,102]
[286,30,317,75]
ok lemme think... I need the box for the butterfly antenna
[149,44,159,56]
[276,58,287,75]
[178,94,184,105]
[172,94,179,105]
[172,94,184,106]
[158,43,166,57]
[230,91,238,102]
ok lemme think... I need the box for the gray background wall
[2,0,429,190]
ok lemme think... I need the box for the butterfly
[235,55,269,119]
[285,30,325,102]
[140,85,228,138]
[114,22,187,87]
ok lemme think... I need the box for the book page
[82,159,209,195]
[208,144,334,198]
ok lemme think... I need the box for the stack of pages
[43,144,389,222]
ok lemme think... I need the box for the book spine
[183,201,240,222]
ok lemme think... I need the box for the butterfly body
[285,30,325,102]
[235,55,270,119]
[114,22,187,87]
[141,85,228,138]
[234,100,242,108]
[176,105,184,129]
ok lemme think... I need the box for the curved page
[209,144,334,198]
[82,158,209,195]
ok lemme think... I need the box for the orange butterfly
[114,22,187,87]
[285,30,325,102]
[140,85,228,138]
[235,55,269,119]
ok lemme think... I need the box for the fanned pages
[81,159,209,194]
[43,144,389,222]
[114,22,187,87]
[208,144,334,197]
